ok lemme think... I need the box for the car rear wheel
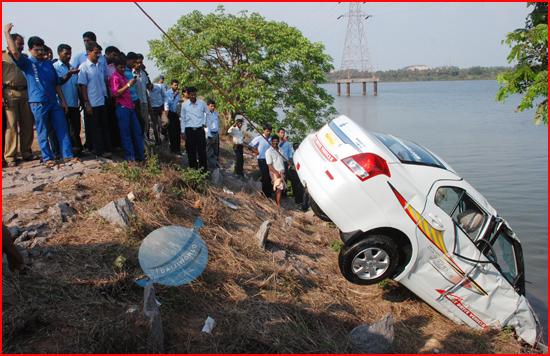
[338,235,399,285]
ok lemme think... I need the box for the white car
[293,115,541,347]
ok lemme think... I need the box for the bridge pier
[335,78,379,97]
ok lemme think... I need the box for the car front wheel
[338,235,399,285]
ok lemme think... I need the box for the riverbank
[2,137,533,353]
[325,66,508,83]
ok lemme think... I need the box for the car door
[403,180,539,345]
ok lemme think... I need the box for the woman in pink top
[109,57,144,161]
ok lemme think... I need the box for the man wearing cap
[2,32,35,166]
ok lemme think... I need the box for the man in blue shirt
[148,79,166,145]
[205,99,220,170]
[4,23,74,166]
[164,79,181,155]
[78,41,111,158]
[54,44,82,155]
[180,87,208,171]
[249,124,273,198]
[71,31,107,78]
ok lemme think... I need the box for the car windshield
[373,133,446,169]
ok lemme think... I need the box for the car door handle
[427,213,444,229]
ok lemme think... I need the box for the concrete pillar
[336,83,341,96]
[362,82,367,96]
[346,82,351,96]
[373,81,378,96]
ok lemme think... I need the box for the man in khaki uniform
[2,33,34,166]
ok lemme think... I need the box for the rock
[31,182,47,192]
[245,178,262,192]
[272,250,287,262]
[222,187,235,195]
[24,221,48,231]
[14,231,30,244]
[75,191,90,201]
[211,168,223,187]
[15,207,47,220]
[127,192,136,202]
[220,199,239,210]
[48,202,77,223]
[283,216,293,230]
[96,198,135,228]
[15,240,33,249]
[31,236,50,247]
[420,338,443,353]
[7,226,21,238]
[255,220,272,249]
[348,313,394,353]
[3,211,18,223]
[152,183,163,199]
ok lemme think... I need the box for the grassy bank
[2,138,531,353]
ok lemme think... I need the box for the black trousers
[107,99,120,149]
[234,144,244,176]
[184,126,207,171]
[133,99,144,135]
[151,106,163,144]
[83,110,93,151]
[168,111,181,153]
[258,158,272,198]
[66,107,83,153]
[91,105,112,155]
[287,166,304,204]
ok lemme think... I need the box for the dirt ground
[1,137,532,353]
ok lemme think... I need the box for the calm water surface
[325,80,548,338]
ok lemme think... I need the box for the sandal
[65,157,81,164]
[45,160,56,168]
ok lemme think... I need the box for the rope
[133,2,288,162]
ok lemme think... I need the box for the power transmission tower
[338,3,374,79]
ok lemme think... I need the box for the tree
[496,2,548,125]
[148,6,336,139]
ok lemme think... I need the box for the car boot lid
[317,115,399,163]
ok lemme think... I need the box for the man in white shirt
[227,116,244,177]
[180,87,208,171]
[265,135,285,207]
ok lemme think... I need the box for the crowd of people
[2,23,303,208]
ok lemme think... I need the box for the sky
[2,2,530,79]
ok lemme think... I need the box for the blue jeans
[30,102,73,161]
[115,105,144,161]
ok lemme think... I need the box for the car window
[434,186,487,240]
[434,187,463,215]
[490,228,519,284]
[373,133,446,169]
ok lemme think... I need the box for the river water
[324,80,548,338]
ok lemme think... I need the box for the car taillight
[341,153,391,181]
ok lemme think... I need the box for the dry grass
[2,138,532,354]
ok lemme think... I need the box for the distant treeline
[326,66,509,82]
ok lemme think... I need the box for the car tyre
[339,235,399,285]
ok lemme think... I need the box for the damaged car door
[403,181,540,345]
